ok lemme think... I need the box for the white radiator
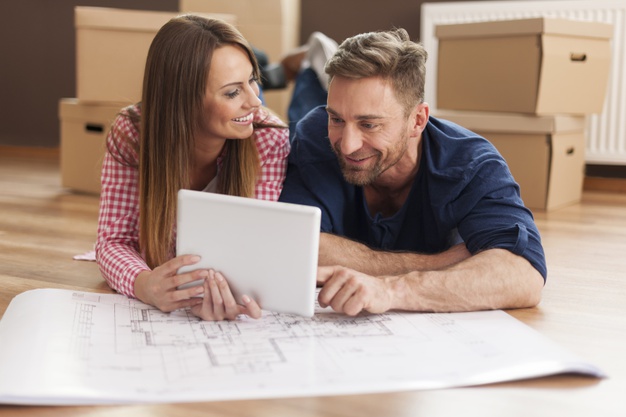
[421,0,626,165]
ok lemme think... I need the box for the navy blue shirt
[279,105,547,280]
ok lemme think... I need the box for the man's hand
[317,265,395,316]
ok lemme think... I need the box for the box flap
[434,110,586,133]
[535,35,612,114]
[436,17,612,40]
[484,133,551,209]
[180,0,296,26]
[436,35,541,113]
[545,132,586,210]
[542,18,613,39]
[75,7,180,32]
[75,6,236,32]
[58,98,127,121]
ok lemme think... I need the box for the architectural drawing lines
[65,296,415,382]
[0,289,601,404]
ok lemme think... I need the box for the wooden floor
[1,151,626,416]
[1,151,626,317]
[2,149,626,298]
[0,152,107,316]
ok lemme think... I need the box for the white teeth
[233,114,253,122]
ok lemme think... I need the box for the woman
[95,15,289,321]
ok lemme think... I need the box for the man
[278,29,546,316]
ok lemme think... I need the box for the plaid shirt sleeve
[95,107,289,297]
[95,106,148,298]
[253,109,290,201]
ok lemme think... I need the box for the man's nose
[340,124,363,155]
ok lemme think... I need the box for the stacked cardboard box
[434,17,612,210]
[60,6,236,194]
[59,99,124,194]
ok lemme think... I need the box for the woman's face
[197,44,262,142]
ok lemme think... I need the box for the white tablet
[176,189,321,317]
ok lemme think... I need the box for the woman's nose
[246,83,262,108]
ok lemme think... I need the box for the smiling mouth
[346,155,374,163]
[232,113,254,123]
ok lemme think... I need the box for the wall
[0,0,445,149]
[301,0,422,44]
[0,0,177,149]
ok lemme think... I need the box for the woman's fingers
[214,271,241,317]
[240,294,262,319]
[157,254,201,277]
[188,270,262,321]
[208,270,225,320]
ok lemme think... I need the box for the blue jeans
[287,68,328,142]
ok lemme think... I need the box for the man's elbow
[518,267,545,308]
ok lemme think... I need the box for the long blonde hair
[121,15,277,269]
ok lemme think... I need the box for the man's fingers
[342,287,367,316]
[317,267,374,316]
[318,266,350,308]
[317,265,340,285]
[323,275,362,314]
[329,279,359,312]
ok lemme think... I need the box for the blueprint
[0,289,604,405]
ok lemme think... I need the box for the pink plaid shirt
[95,104,290,297]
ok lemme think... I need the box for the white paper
[72,250,96,261]
[0,289,604,405]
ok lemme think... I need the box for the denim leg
[287,67,328,142]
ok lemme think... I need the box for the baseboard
[0,145,59,159]
[583,177,626,193]
[586,164,626,179]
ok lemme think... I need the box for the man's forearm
[319,232,471,275]
[387,248,544,312]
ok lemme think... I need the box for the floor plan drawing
[70,292,428,384]
[0,289,604,405]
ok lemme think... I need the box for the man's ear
[410,102,429,136]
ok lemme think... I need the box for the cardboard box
[75,7,236,103]
[179,0,301,120]
[436,17,612,115]
[179,0,300,61]
[59,98,127,194]
[436,110,587,211]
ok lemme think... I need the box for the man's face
[326,76,420,187]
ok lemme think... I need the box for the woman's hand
[190,269,262,321]
[134,255,207,313]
